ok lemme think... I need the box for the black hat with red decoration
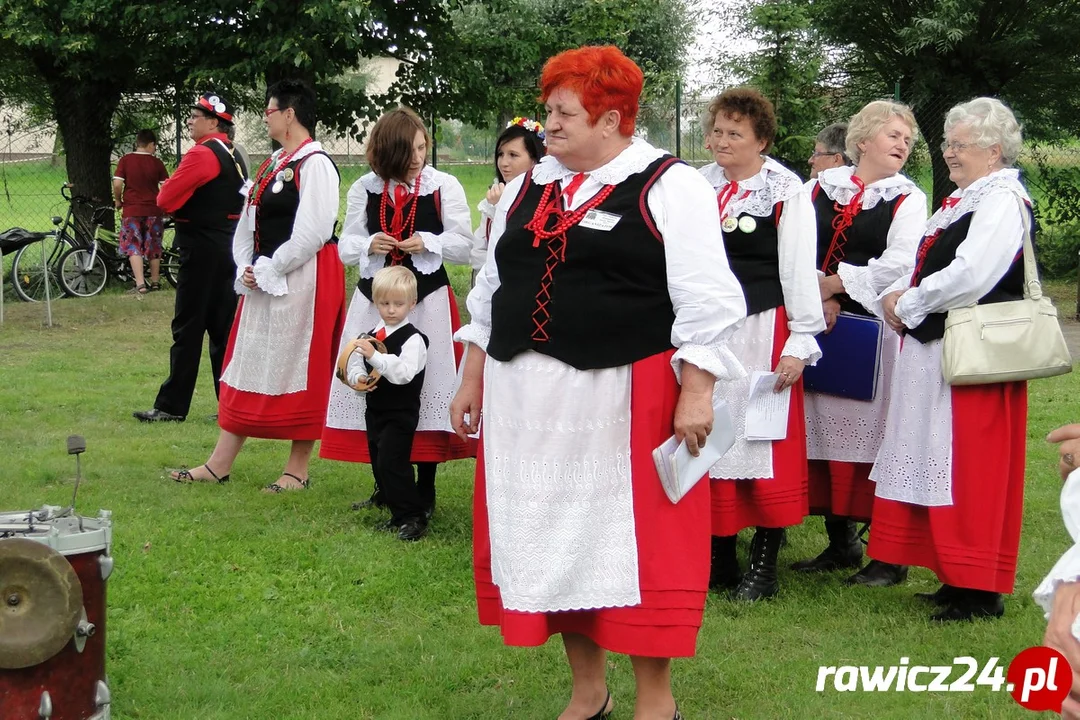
[192,92,235,125]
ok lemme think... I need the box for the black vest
[724,203,784,317]
[357,187,449,302]
[364,324,429,414]
[812,184,906,316]
[487,155,680,370]
[173,138,246,243]
[253,151,339,262]
[906,210,1028,343]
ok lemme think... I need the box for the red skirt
[867,381,1027,593]
[807,460,875,521]
[218,244,346,440]
[711,308,809,536]
[474,351,711,658]
[320,287,476,462]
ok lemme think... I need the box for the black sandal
[127,283,148,295]
[586,692,613,720]
[263,471,311,493]
[148,281,162,291]
[171,464,229,484]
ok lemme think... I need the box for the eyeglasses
[264,107,282,117]
[188,112,210,121]
[810,151,842,159]
[940,141,976,153]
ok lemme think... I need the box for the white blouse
[364,319,428,385]
[233,141,339,297]
[458,138,748,382]
[338,165,473,277]
[1035,468,1080,628]
[471,197,497,270]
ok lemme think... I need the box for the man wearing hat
[134,92,248,422]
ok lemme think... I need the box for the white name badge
[579,209,621,231]
[239,179,254,197]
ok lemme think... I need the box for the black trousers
[372,462,437,509]
[154,233,237,417]
[367,409,425,525]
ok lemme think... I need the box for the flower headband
[507,116,545,140]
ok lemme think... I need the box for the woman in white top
[471,117,545,284]
[873,97,1031,621]
[699,88,825,602]
[794,101,928,587]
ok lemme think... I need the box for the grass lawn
[1,277,1076,718]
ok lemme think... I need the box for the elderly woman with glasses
[871,97,1031,621]
[808,122,851,179]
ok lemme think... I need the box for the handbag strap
[1016,195,1042,301]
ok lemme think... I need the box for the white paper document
[745,371,791,441]
[652,399,737,504]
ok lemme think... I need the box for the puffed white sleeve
[231,199,256,295]
[412,175,474,272]
[895,189,1024,330]
[368,333,428,385]
[471,200,496,270]
[1034,468,1080,619]
[776,190,825,363]
[838,188,928,314]
[455,176,522,351]
[251,154,340,296]
[337,178,375,271]
[647,162,747,383]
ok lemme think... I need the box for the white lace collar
[816,165,920,209]
[530,137,668,186]
[698,156,803,218]
[925,168,1032,235]
[359,165,444,197]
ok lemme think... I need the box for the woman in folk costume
[872,97,1031,621]
[450,46,746,720]
[171,79,346,490]
[699,88,825,601]
[322,107,474,517]
[793,101,928,585]
[471,117,546,285]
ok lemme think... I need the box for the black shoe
[375,518,400,532]
[424,498,436,522]
[791,517,863,572]
[844,559,908,587]
[397,519,428,541]
[931,589,1004,622]
[352,495,387,511]
[733,527,784,601]
[709,535,741,591]
[914,583,960,606]
[134,408,185,422]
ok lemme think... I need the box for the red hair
[540,46,642,137]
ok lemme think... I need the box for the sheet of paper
[653,400,737,504]
[745,371,790,441]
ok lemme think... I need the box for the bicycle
[9,184,94,302]
[57,207,179,297]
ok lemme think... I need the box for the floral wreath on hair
[507,116,545,140]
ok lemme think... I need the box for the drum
[0,506,113,720]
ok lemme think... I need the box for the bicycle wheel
[161,224,180,288]
[59,246,109,297]
[10,234,68,302]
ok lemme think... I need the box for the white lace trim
[454,323,490,353]
[220,259,316,395]
[836,263,880,315]
[870,338,954,506]
[698,157,803,218]
[251,255,288,297]
[781,332,822,365]
[477,198,496,219]
[483,351,640,612]
[358,164,445,197]
[709,310,776,479]
[925,168,1032,236]
[816,166,918,210]
[671,344,747,384]
[530,137,667,186]
[805,329,900,463]
[325,287,459,433]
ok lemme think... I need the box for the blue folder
[802,312,883,401]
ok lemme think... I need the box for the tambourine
[335,333,388,392]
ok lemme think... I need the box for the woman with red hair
[451,46,746,719]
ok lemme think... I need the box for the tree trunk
[912,102,954,209]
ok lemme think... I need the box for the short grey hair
[816,123,850,164]
[944,97,1023,166]
[846,100,918,165]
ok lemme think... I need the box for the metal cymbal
[0,538,83,669]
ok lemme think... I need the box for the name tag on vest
[579,209,621,231]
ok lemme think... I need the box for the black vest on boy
[358,184,449,302]
[906,210,1028,344]
[173,138,246,243]
[365,324,429,415]
[253,151,339,262]
[487,155,681,371]
[812,185,907,317]
[724,204,784,317]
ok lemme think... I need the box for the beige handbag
[941,197,1073,385]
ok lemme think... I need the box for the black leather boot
[844,559,908,587]
[914,583,960,606]
[790,517,863,572]
[931,588,1004,622]
[709,535,741,590]
[733,527,784,601]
